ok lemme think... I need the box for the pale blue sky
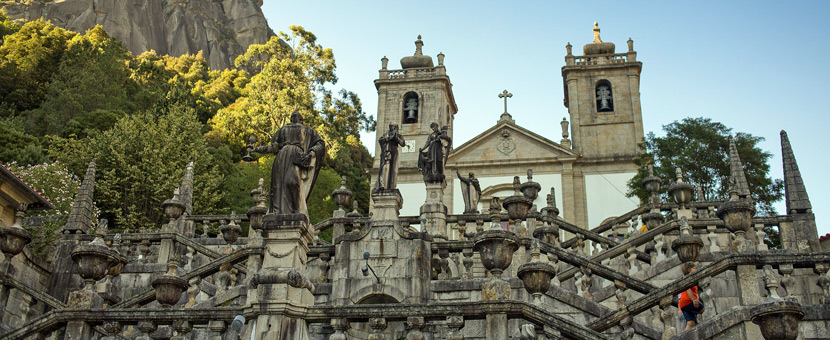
[262,1,830,234]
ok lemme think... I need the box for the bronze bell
[405,109,418,123]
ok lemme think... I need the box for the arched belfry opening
[595,80,614,112]
[403,92,419,123]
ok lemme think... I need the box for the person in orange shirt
[678,262,704,330]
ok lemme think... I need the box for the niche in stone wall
[595,80,614,112]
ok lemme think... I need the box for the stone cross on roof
[498,90,512,114]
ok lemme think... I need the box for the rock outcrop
[1,0,274,70]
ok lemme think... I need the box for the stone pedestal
[420,182,447,237]
[243,213,314,340]
[486,313,508,340]
[372,189,403,221]
[64,288,105,339]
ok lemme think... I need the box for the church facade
[371,24,642,232]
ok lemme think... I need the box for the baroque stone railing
[379,66,446,80]
[587,252,830,332]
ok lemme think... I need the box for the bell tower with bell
[372,35,458,184]
[561,23,644,160]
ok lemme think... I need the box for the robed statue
[247,111,326,216]
[457,170,482,214]
[375,124,405,192]
[418,122,452,183]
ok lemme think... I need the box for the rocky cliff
[1,0,274,70]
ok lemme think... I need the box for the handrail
[588,252,830,332]
[0,273,66,309]
[113,247,259,308]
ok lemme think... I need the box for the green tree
[0,118,47,165]
[208,25,374,156]
[25,25,132,136]
[49,98,224,231]
[0,10,21,42]
[0,19,75,115]
[626,117,784,246]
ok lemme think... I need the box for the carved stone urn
[152,274,188,308]
[71,237,121,288]
[667,168,694,208]
[641,165,662,204]
[503,176,533,222]
[671,218,703,263]
[640,211,664,230]
[161,187,187,223]
[220,215,242,244]
[331,176,353,212]
[0,210,32,262]
[717,195,755,234]
[473,230,519,278]
[517,261,556,304]
[532,225,559,245]
[750,300,804,340]
[153,260,188,308]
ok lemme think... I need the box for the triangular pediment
[448,120,578,166]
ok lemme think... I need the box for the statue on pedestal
[457,170,481,214]
[375,124,405,192]
[247,111,326,216]
[418,122,452,183]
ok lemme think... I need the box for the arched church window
[403,92,419,123]
[595,80,614,112]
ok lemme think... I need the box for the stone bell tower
[372,35,458,185]
[561,23,644,160]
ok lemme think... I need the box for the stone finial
[381,56,388,69]
[179,160,194,215]
[512,176,521,195]
[437,52,445,66]
[64,159,97,234]
[560,118,569,139]
[627,37,634,52]
[566,42,573,56]
[727,136,751,199]
[780,130,812,214]
[593,22,602,43]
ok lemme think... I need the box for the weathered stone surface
[0,0,274,70]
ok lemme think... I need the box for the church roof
[448,117,578,166]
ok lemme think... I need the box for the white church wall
[584,172,639,228]
[398,182,427,216]
[452,174,563,218]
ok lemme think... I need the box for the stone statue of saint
[457,170,481,214]
[249,111,325,216]
[375,124,405,191]
[417,122,452,183]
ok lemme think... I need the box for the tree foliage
[626,117,784,246]
[209,25,375,156]
[49,99,224,231]
[627,117,783,215]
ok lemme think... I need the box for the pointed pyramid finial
[727,136,751,199]
[64,159,96,234]
[780,130,812,214]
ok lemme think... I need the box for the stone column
[736,264,765,338]
[485,313,508,340]
[420,182,448,237]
